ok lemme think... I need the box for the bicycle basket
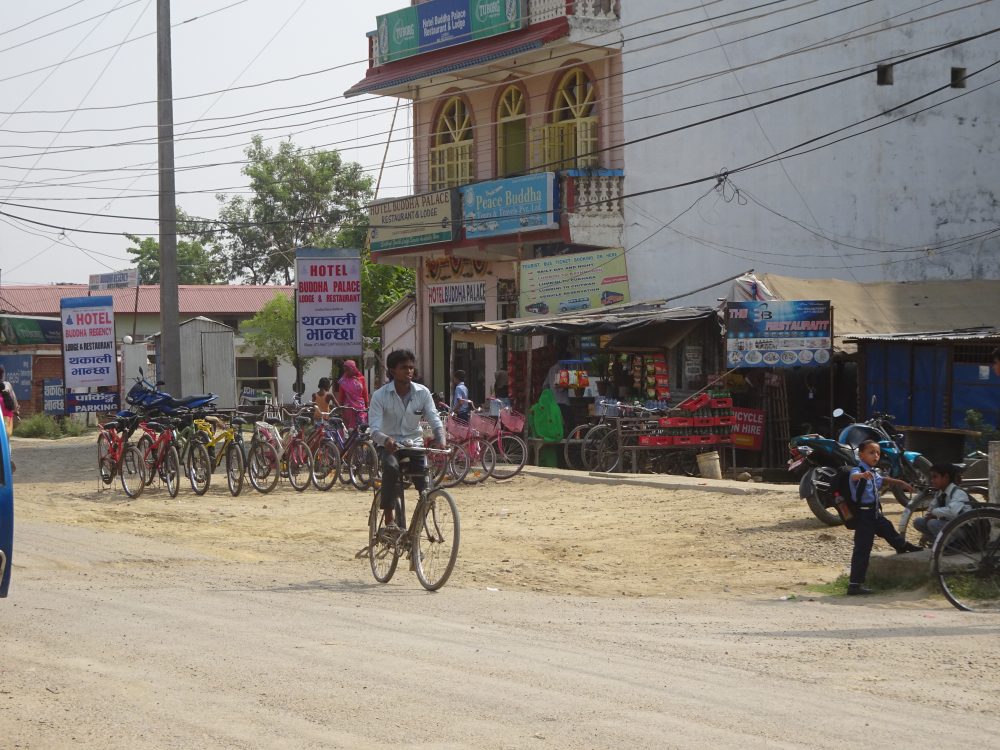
[499,409,525,433]
[446,416,472,442]
[470,412,499,439]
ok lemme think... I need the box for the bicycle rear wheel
[563,424,590,472]
[433,444,469,488]
[368,490,400,583]
[137,434,156,486]
[933,508,1000,612]
[97,433,114,485]
[287,440,313,492]
[187,441,212,495]
[119,445,146,499]
[412,489,460,591]
[225,441,245,496]
[163,445,181,498]
[489,435,526,480]
[311,439,342,491]
[349,441,379,491]
[581,424,612,471]
[461,437,495,484]
[248,441,279,494]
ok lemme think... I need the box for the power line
[0,0,91,39]
[0,0,145,56]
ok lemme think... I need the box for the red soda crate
[654,435,675,446]
[693,416,718,427]
[673,435,696,446]
[710,397,733,409]
[678,393,710,412]
[638,435,655,446]
[717,415,735,426]
[695,435,716,445]
[659,416,691,427]
[716,435,732,444]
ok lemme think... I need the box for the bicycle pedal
[354,546,370,559]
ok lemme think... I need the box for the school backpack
[831,465,867,530]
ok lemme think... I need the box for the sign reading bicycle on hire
[725,300,832,368]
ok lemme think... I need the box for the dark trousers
[378,448,427,515]
[850,504,907,584]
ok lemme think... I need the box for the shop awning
[446,303,717,343]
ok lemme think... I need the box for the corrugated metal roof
[446,304,715,337]
[0,284,293,316]
[845,327,1000,343]
[345,18,570,97]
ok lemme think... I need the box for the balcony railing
[531,0,620,23]
[571,173,623,217]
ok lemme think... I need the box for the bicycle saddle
[230,416,246,426]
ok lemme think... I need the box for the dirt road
[2,437,998,748]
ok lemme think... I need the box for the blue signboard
[0,355,32,401]
[726,300,832,368]
[461,173,559,239]
[65,391,120,414]
[43,379,65,415]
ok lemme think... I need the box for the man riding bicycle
[369,349,445,529]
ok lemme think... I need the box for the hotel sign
[376,0,524,65]
[462,173,558,239]
[368,189,458,252]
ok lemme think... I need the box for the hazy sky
[0,0,410,287]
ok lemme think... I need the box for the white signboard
[61,296,118,389]
[88,268,138,291]
[295,248,363,358]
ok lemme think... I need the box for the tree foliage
[241,293,311,373]
[125,211,226,285]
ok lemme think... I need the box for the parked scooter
[125,368,218,414]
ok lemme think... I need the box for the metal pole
[157,0,181,394]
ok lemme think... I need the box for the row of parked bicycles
[96,372,529,499]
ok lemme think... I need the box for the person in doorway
[369,350,445,529]
[336,359,369,429]
[311,377,338,421]
[541,353,571,435]
[0,365,19,438]
[451,370,472,421]
[846,440,922,595]
[913,463,973,543]
[491,369,511,411]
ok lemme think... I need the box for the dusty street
[2,436,999,748]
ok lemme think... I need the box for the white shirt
[369,380,444,447]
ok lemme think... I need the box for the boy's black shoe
[846,584,874,596]
[898,542,923,554]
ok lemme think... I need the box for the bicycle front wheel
[97,433,114,485]
[412,489,460,591]
[368,490,400,583]
[225,441,245,496]
[248,441,279,494]
[349,442,379,491]
[489,435,526,480]
[187,441,212,496]
[581,423,612,471]
[933,508,1000,613]
[461,437,495,484]
[312,439,342,491]
[163,445,181,498]
[287,440,314,492]
[119,445,146,499]
[433,444,469,488]
[563,423,590,472]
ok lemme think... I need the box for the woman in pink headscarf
[336,359,369,429]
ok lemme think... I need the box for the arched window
[539,67,598,169]
[430,96,474,190]
[496,85,526,177]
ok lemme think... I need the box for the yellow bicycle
[193,414,248,496]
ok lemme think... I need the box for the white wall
[622,1,1000,305]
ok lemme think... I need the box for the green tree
[125,210,225,284]
[241,293,311,393]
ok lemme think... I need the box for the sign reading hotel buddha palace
[368,189,457,252]
[295,248,363,358]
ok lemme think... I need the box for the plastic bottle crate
[717,415,735,426]
[693,416,718,427]
[659,416,691,427]
[673,434,696,446]
[710,397,733,409]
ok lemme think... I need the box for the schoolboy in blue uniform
[847,440,922,595]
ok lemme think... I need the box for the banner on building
[518,248,630,317]
[0,314,62,346]
[376,0,524,64]
[61,296,117,389]
[0,355,32,401]
[368,190,457,252]
[65,391,120,414]
[725,300,832,368]
[731,407,766,451]
[88,268,138,291]
[427,281,486,307]
[462,173,558,239]
[43,379,65,415]
[295,248,363,358]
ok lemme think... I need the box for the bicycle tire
[581,423,612,471]
[163,445,181,498]
[119,445,146,499]
[490,435,527,480]
[248,441,279,494]
[461,437,495,485]
[933,507,1000,613]
[97,432,114,485]
[225,441,245,496]
[594,430,622,473]
[187,441,212,496]
[287,439,314,492]
[563,423,590,472]
[137,434,156,486]
[434,444,469,488]
[412,489,460,591]
[311,438,342,491]
[368,490,400,583]
[350,441,379,490]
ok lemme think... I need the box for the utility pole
[157,0,181,393]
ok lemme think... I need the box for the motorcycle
[125,368,218,415]
[788,432,860,526]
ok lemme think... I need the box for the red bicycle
[135,417,182,498]
[97,414,146,498]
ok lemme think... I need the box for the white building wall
[622,1,1000,305]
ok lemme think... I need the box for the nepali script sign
[295,248,362,358]
[61,296,118,389]
[725,300,832,368]
[368,189,457,252]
